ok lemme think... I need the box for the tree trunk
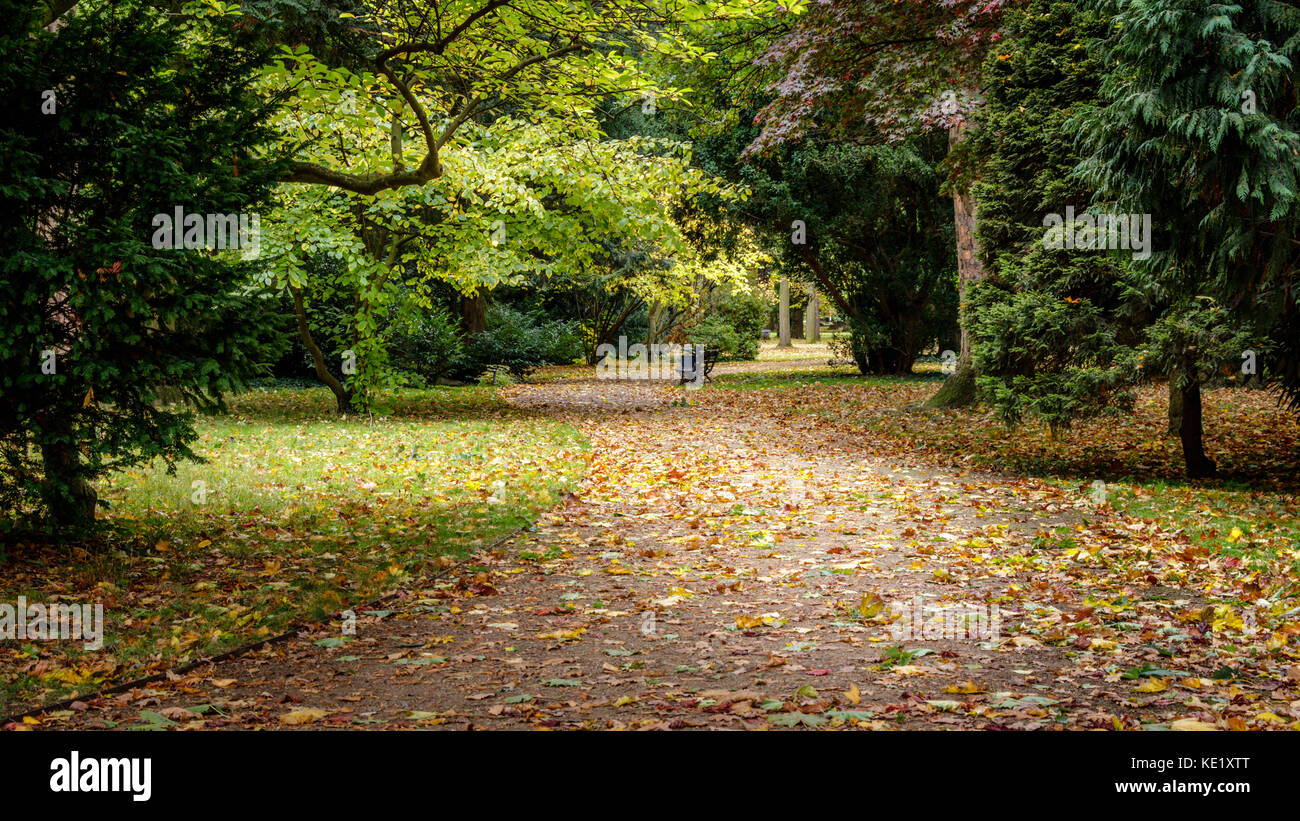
[927,122,983,409]
[585,295,642,364]
[39,424,97,527]
[460,292,487,338]
[291,286,353,414]
[805,283,819,342]
[1176,353,1217,478]
[1167,376,1183,436]
[778,277,791,347]
[646,301,664,349]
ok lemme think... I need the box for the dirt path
[35,377,1281,730]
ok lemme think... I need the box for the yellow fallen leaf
[280,708,329,725]
[844,684,861,705]
[858,595,885,619]
[890,665,929,676]
[406,711,442,722]
[942,680,984,694]
[536,628,586,641]
[1170,718,1218,731]
[1135,678,1167,693]
[850,719,893,730]
[1227,527,1243,543]
[613,696,636,707]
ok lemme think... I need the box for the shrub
[456,304,582,381]
[388,306,465,385]
[714,288,769,345]
[688,314,749,361]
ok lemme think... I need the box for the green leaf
[767,712,829,727]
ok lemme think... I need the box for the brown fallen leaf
[698,690,765,704]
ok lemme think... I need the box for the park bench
[679,347,718,385]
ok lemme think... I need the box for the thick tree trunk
[805,283,820,342]
[1167,376,1183,436]
[646,301,664,349]
[291,286,353,414]
[39,436,97,526]
[1176,353,1217,478]
[927,123,983,409]
[778,277,791,347]
[460,292,487,338]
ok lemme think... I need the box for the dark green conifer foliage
[1073,0,1300,477]
[0,1,287,527]
[967,1,1144,438]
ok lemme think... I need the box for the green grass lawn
[0,386,588,713]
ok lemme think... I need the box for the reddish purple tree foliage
[745,0,1017,155]
[746,0,1023,406]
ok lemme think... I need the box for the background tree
[749,139,957,374]
[255,1,762,409]
[742,0,1021,403]
[688,111,957,375]
[259,109,741,409]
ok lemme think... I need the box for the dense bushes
[713,288,768,349]
[389,303,583,383]
[688,314,749,361]
[455,304,583,381]
[687,287,769,361]
[388,306,465,385]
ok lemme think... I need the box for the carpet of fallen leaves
[8,361,1300,731]
[0,387,585,714]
